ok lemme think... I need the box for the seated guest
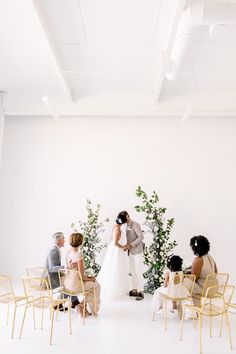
[64,233,101,316]
[190,235,218,305]
[152,255,190,316]
[46,232,79,310]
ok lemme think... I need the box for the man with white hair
[46,232,79,311]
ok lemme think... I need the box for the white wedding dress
[97,227,130,302]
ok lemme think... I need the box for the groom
[117,211,144,301]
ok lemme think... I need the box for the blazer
[126,220,144,255]
[45,245,65,289]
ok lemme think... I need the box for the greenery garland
[135,186,176,294]
[71,199,109,277]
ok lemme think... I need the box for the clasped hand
[123,243,132,251]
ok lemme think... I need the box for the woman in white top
[97,215,130,302]
[190,235,218,305]
[152,255,190,316]
[64,233,101,316]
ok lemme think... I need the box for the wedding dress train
[97,229,130,302]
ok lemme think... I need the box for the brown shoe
[54,304,68,312]
[135,292,144,301]
[129,290,138,297]
[71,299,80,308]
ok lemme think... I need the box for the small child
[152,255,190,317]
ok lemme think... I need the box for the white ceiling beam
[0,91,6,169]
[154,0,187,102]
[31,0,73,102]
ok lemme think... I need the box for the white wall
[0,116,236,284]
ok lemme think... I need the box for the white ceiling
[1,0,236,117]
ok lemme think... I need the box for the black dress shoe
[54,303,68,312]
[135,292,144,301]
[129,290,138,297]
[71,299,80,308]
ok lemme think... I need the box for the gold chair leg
[219,313,224,337]
[193,309,196,329]
[41,298,45,330]
[210,299,212,337]
[164,301,167,331]
[32,300,36,329]
[210,314,212,337]
[199,314,203,354]
[226,312,232,350]
[68,303,72,335]
[49,307,52,321]
[49,305,55,345]
[178,302,182,320]
[19,305,28,339]
[7,303,10,325]
[179,307,185,340]
[11,303,17,339]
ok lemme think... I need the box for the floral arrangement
[71,199,109,277]
[135,186,177,294]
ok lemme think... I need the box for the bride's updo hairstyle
[116,212,127,225]
[69,233,83,248]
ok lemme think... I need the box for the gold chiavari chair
[26,266,61,295]
[180,284,235,354]
[201,272,229,300]
[198,272,229,336]
[0,275,25,338]
[152,274,196,330]
[19,277,71,345]
[228,302,236,314]
[58,269,97,325]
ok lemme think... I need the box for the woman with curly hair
[190,235,218,305]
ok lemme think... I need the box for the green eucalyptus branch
[71,199,109,277]
[135,186,176,294]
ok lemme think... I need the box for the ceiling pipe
[42,96,59,120]
[166,0,236,81]
[153,0,187,102]
[31,0,73,102]
[181,100,195,122]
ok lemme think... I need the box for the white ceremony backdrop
[0,116,235,284]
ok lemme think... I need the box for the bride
[97,214,130,302]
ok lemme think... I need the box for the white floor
[1,295,236,354]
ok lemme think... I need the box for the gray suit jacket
[126,220,144,255]
[46,245,65,289]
